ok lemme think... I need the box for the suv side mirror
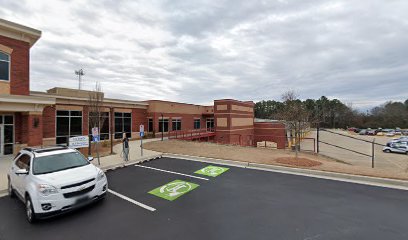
[88,156,94,162]
[15,169,29,175]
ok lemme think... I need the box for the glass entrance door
[0,115,14,155]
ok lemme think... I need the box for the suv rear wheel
[25,196,37,223]
[7,177,15,198]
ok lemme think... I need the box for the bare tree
[278,90,310,158]
[88,82,106,165]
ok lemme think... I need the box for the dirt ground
[144,140,408,180]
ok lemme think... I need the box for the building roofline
[30,91,148,106]
[0,18,42,46]
[145,99,213,108]
[214,99,254,105]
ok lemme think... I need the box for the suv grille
[61,178,95,189]
[63,185,95,198]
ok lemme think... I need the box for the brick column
[24,112,43,146]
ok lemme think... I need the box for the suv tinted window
[16,154,31,170]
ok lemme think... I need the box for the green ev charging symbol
[195,165,229,177]
[149,180,199,201]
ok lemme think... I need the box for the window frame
[148,118,153,132]
[0,51,10,82]
[114,112,132,139]
[172,119,182,131]
[56,110,83,145]
[194,119,201,129]
[1,114,14,155]
[158,118,169,133]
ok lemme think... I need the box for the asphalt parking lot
[1,157,408,240]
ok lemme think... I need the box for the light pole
[75,69,85,90]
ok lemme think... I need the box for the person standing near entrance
[122,133,130,162]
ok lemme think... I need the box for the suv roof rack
[22,145,69,154]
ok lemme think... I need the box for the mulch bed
[275,157,322,167]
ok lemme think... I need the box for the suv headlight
[38,184,58,196]
[97,170,106,181]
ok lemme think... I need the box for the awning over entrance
[0,94,55,112]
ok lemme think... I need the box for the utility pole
[75,69,85,90]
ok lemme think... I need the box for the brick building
[0,19,286,158]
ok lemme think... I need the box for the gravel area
[144,140,408,180]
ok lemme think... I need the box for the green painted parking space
[194,165,229,177]
[148,180,199,201]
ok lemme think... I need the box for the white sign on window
[69,136,89,149]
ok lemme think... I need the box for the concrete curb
[163,153,408,191]
[100,154,163,172]
[163,153,249,167]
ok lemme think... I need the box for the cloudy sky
[1,0,407,108]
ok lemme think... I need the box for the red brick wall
[14,113,23,144]
[82,106,89,136]
[132,108,148,136]
[42,106,56,138]
[214,99,255,146]
[253,122,286,149]
[23,114,43,146]
[0,35,30,95]
[148,112,207,134]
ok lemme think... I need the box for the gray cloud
[1,0,408,109]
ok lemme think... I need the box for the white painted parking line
[108,189,156,212]
[134,164,210,181]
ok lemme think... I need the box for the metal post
[161,113,164,141]
[316,123,320,153]
[372,139,375,168]
[141,135,143,157]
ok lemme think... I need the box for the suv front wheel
[25,196,37,223]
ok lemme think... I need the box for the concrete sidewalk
[0,138,163,193]
[91,138,162,169]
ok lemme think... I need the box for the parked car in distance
[386,131,396,137]
[347,127,359,133]
[383,142,408,154]
[367,130,377,135]
[7,146,108,223]
[358,129,367,135]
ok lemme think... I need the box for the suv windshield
[33,152,89,175]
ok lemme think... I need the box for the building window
[206,118,214,130]
[89,112,110,140]
[56,110,83,145]
[172,119,181,131]
[114,112,131,139]
[0,52,10,81]
[194,119,201,129]
[158,119,169,132]
[148,118,153,132]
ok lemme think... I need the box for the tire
[25,196,37,223]
[7,178,15,198]
[384,149,391,153]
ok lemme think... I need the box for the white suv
[7,146,108,223]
